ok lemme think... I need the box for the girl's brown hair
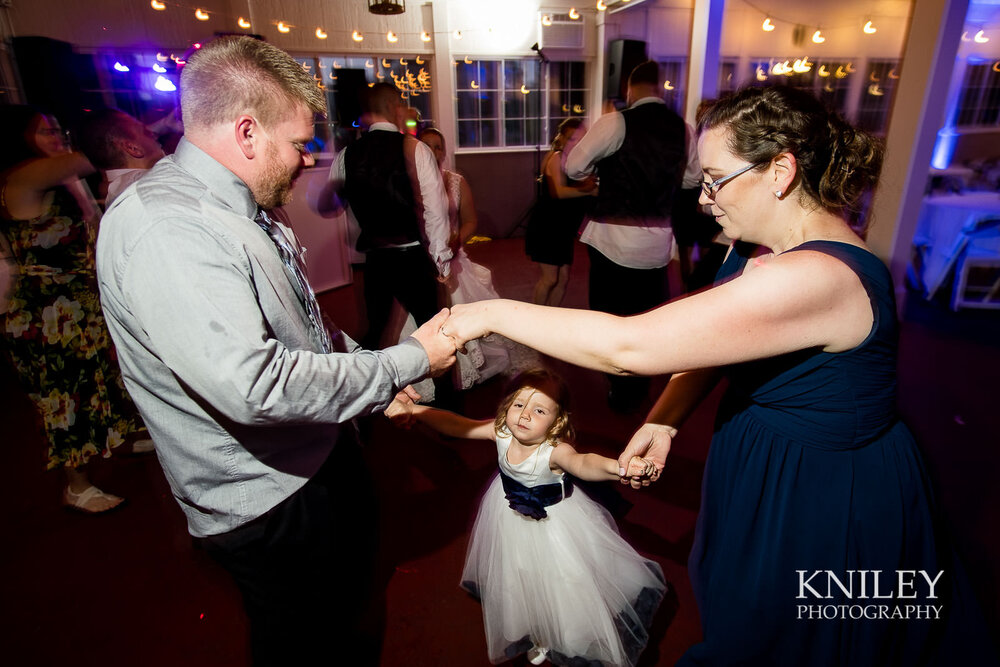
[493,368,574,443]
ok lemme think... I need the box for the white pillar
[428,0,457,169]
[685,0,724,125]
[867,0,969,302]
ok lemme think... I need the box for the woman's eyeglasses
[701,162,766,199]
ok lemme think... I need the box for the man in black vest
[566,61,701,412]
[329,83,454,353]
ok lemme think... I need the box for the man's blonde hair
[180,36,326,131]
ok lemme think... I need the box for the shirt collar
[368,121,400,133]
[171,137,259,220]
[630,96,667,109]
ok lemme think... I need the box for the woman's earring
[774,190,783,198]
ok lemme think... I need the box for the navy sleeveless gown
[679,241,996,666]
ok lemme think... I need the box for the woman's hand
[442,301,494,348]
[385,388,418,428]
[617,423,676,489]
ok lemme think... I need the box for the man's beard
[253,145,298,209]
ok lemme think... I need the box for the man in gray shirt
[96,36,455,665]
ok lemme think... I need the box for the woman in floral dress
[1,105,148,513]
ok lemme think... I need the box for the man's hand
[410,308,456,377]
[616,423,675,489]
[442,301,492,349]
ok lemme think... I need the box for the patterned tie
[254,209,333,353]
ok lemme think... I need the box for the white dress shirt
[329,122,453,277]
[566,98,702,269]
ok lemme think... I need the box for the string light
[152,63,166,73]
[315,28,328,39]
[238,17,251,29]
[415,56,425,64]
[762,18,775,32]
[663,80,674,90]
[154,75,177,92]
[568,8,580,19]
[382,58,392,68]
[150,0,166,9]
[811,29,825,44]
[818,65,830,77]
[277,21,291,33]
[541,15,552,27]
[974,30,989,43]
[114,62,130,72]
[597,0,607,11]
[863,21,876,34]
[464,55,473,64]
[421,31,432,42]
[156,52,169,62]
[195,8,209,21]
[387,31,399,42]
[520,84,530,94]
[352,31,364,42]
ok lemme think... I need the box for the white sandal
[63,485,124,514]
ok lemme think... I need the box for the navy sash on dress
[499,470,572,520]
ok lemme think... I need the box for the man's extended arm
[564,111,626,180]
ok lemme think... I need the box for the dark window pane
[458,120,479,147]
[457,92,479,118]
[505,92,526,119]
[479,92,498,119]
[481,119,498,146]
[505,119,524,145]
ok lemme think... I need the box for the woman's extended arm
[446,249,873,377]
[3,153,94,220]
[544,152,595,200]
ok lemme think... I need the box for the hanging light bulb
[974,30,989,43]
[597,0,607,11]
[152,63,167,73]
[421,31,432,42]
[150,0,166,9]
[382,58,392,68]
[863,21,876,34]
[663,80,674,90]
[471,80,479,89]
[464,55,473,64]
[155,75,177,92]
[195,8,209,20]
[416,56,425,64]
[568,8,581,19]
[762,17,775,32]
[818,65,830,77]
[156,52,169,62]
[365,60,374,68]
[541,15,553,27]
[238,17,251,29]
[756,66,768,81]
[400,58,408,65]
[352,31,364,42]
[387,31,399,42]
[315,28,328,39]
[277,21,291,33]
[520,84,530,94]
[811,29,825,43]
[114,62,130,72]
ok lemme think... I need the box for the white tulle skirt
[461,474,666,666]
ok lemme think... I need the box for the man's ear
[121,138,145,159]
[235,115,259,159]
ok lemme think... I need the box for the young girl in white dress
[388,368,666,666]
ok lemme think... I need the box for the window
[547,61,587,144]
[717,60,739,97]
[80,51,181,124]
[955,59,1000,127]
[856,60,899,134]
[313,55,432,152]
[656,58,687,114]
[457,58,586,149]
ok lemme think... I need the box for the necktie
[254,209,333,353]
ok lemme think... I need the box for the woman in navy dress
[442,86,996,664]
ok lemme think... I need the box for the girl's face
[505,386,559,446]
[421,133,446,168]
[31,115,69,157]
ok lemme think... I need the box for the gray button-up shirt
[96,138,429,537]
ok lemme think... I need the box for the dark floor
[1,237,998,666]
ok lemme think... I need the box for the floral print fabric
[2,186,145,469]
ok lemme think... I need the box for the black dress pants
[197,432,379,666]
[587,245,670,410]
[361,245,439,351]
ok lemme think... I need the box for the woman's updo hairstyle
[698,86,883,220]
